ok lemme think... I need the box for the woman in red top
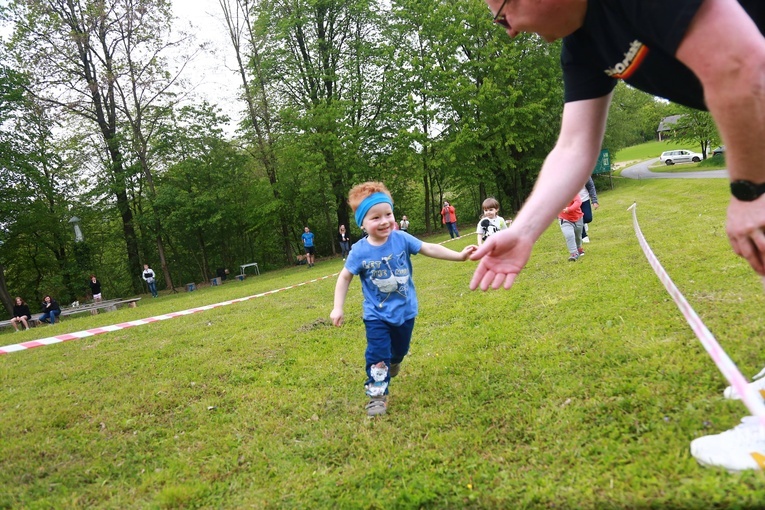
[440,201,460,239]
[558,195,584,262]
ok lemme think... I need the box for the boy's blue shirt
[302,232,315,247]
[345,230,423,326]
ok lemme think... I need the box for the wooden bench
[60,297,141,316]
[0,317,41,329]
[1,297,142,329]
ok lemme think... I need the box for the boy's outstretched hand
[330,308,344,327]
[469,228,533,290]
[460,244,478,260]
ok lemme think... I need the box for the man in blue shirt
[301,226,316,268]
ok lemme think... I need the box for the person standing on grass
[472,0,765,471]
[330,181,477,417]
[88,274,103,315]
[440,201,460,239]
[10,297,32,332]
[400,215,410,233]
[38,295,61,324]
[338,224,351,261]
[558,194,585,262]
[89,275,102,302]
[476,197,510,246]
[302,227,316,268]
[142,264,158,298]
[580,177,599,244]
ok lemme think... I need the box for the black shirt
[89,279,102,295]
[562,0,765,110]
[13,304,31,319]
[42,299,60,312]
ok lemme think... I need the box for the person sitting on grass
[39,295,61,325]
[10,296,32,332]
[330,181,477,417]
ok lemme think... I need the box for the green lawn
[613,140,691,163]
[649,157,728,173]
[2,178,764,508]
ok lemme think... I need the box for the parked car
[712,145,726,156]
[660,149,704,165]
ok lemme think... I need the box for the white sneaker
[690,416,765,471]
[582,237,590,243]
[723,367,765,400]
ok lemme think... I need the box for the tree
[219,0,294,263]
[113,0,196,293]
[671,106,720,159]
[2,0,177,293]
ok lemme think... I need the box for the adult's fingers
[469,240,493,261]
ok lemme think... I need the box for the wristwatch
[730,180,765,201]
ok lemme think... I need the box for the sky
[0,1,242,133]
[172,0,243,134]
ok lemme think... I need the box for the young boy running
[476,197,510,246]
[330,182,476,416]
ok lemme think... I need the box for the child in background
[330,181,476,417]
[559,194,584,262]
[475,197,510,246]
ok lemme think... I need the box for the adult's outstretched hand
[469,227,534,291]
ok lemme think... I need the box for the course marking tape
[628,203,765,420]
[0,273,339,356]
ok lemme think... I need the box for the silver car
[660,149,703,165]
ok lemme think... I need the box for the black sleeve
[562,35,617,104]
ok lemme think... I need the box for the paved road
[621,157,728,179]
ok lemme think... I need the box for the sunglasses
[492,0,511,29]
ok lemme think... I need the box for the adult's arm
[469,94,611,290]
[676,0,765,274]
[585,177,598,205]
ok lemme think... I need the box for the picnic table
[240,262,260,276]
[0,297,142,329]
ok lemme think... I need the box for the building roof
[657,115,684,132]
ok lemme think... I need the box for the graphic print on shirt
[363,251,410,308]
[604,40,649,79]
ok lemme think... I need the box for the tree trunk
[0,264,14,317]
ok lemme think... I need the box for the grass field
[613,140,690,163]
[2,178,765,508]
[648,157,727,173]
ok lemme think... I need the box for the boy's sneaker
[365,396,387,417]
[568,253,578,262]
[577,248,585,257]
[690,416,765,471]
[389,363,401,378]
[582,237,590,243]
[723,368,765,400]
